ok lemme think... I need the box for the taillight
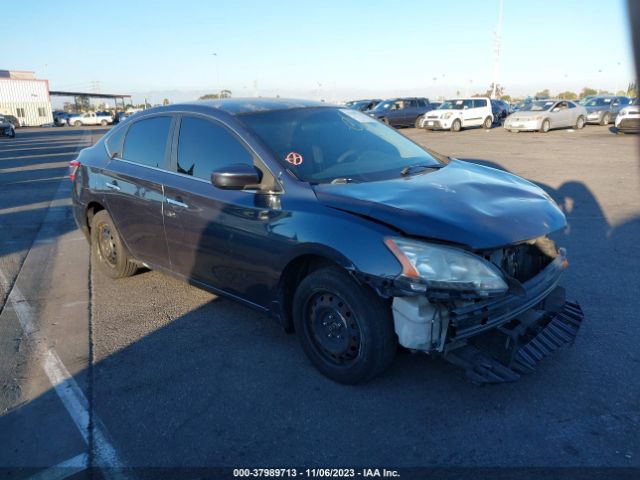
[69,160,81,182]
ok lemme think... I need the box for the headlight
[384,238,508,296]
[442,112,453,119]
[618,110,626,116]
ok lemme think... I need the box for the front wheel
[450,119,462,132]
[483,116,493,129]
[91,210,138,279]
[601,113,611,125]
[575,116,585,129]
[293,266,397,384]
[74,121,82,127]
[414,117,422,129]
[540,119,550,133]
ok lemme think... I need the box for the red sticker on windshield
[285,152,303,166]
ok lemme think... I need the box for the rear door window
[473,99,488,108]
[122,116,173,168]
[176,116,253,180]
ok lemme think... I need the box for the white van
[422,98,493,132]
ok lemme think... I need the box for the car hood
[312,160,566,249]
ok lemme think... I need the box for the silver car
[504,99,587,133]
[584,95,631,125]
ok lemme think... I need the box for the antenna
[491,0,504,99]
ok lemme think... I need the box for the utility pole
[212,52,220,97]
[491,0,504,99]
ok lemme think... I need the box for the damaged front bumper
[389,252,584,383]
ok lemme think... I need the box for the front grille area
[482,237,558,283]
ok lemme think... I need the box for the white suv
[422,98,493,132]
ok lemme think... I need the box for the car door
[461,99,476,125]
[101,114,175,269]
[548,101,567,127]
[162,114,284,306]
[385,100,405,125]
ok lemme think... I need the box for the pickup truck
[68,112,113,127]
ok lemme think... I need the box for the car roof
[180,98,331,115]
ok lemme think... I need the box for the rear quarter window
[105,124,128,157]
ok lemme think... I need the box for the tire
[90,210,138,279]
[601,113,611,126]
[74,121,82,127]
[100,120,108,126]
[540,119,550,133]
[292,266,397,384]
[575,116,585,129]
[483,116,492,129]
[381,117,390,126]
[414,117,422,129]
[450,119,462,132]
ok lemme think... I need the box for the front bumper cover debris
[444,293,584,384]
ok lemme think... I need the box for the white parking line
[0,267,132,480]
[0,130,133,479]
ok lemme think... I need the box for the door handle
[166,197,188,209]
[105,182,120,191]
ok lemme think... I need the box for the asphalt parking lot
[0,124,638,479]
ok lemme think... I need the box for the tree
[627,82,637,97]
[198,90,232,100]
[535,89,550,98]
[557,91,577,100]
[580,87,597,98]
[162,98,170,105]
[500,94,512,102]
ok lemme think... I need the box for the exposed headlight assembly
[385,237,508,296]
[442,112,453,119]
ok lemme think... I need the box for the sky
[5,0,636,105]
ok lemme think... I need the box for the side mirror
[211,163,262,190]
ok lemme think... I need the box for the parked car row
[402,94,638,134]
[53,110,116,127]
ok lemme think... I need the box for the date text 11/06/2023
[233,468,401,478]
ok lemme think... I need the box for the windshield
[520,100,555,112]
[241,107,442,184]
[438,100,469,110]
[585,98,612,107]
[371,100,397,111]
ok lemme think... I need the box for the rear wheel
[100,119,108,126]
[90,210,138,279]
[292,266,397,384]
[575,116,585,129]
[540,119,550,133]
[483,116,493,129]
[450,119,462,132]
[601,113,611,125]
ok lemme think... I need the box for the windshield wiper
[400,164,445,176]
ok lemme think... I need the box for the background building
[0,69,53,126]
